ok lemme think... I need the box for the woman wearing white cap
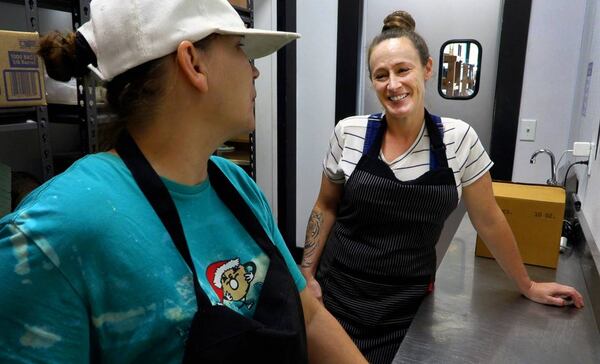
[0,0,366,363]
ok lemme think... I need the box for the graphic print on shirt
[206,258,258,311]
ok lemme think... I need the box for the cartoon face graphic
[207,258,257,310]
[221,262,256,302]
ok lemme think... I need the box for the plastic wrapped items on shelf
[44,73,107,106]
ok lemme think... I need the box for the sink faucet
[530,149,558,185]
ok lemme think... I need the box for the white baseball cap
[78,0,300,81]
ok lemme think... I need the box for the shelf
[47,104,79,124]
[229,134,250,143]
[0,106,37,115]
[0,106,37,129]
[218,150,250,166]
[45,104,114,126]
[0,120,37,132]
[2,0,74,13]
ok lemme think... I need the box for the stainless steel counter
[394,220,600,363]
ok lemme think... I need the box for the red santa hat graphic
[205,258,240,301]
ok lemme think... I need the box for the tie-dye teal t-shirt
[0,154,305,363]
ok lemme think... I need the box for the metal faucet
[530,149,558,185]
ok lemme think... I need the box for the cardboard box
[475,182,565,269]
[0,30,46,107]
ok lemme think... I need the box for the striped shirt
[323,114,493,199]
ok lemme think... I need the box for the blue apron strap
[363,113,385,156]
[427,111,447,170]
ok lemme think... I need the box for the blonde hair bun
[382,10,416,32]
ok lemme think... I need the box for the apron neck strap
[115,130,210,308]
[363,113,386,157]
[115,130,278,311]
[425,110,448,170]
[207,162,281,260]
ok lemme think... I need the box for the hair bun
[38,31,91,82]
[382,10,416,32]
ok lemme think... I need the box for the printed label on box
[3,69,42,101]
[8,51,39,68]
[18,39,37,50]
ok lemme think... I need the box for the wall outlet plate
[519,119,536,141]
[573,142,592,157]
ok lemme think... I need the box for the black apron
[115,131,307,364]
[316,110,458,364]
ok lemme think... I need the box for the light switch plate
[519,119,536,141]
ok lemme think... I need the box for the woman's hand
[523,281,584,308]
[305,276,323,303]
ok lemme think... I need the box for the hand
[523,281,584,308]
[306,276,323,303]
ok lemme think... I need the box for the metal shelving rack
[0,0,55,180]
[1,0,257,181]
[0,0,97,181]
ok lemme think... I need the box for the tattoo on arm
[301,210,323,269]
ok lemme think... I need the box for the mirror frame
[437,39,483,100]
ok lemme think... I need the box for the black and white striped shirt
[323,115,493,199]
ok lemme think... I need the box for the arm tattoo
[301,210,324,269]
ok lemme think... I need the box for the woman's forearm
[301,174,343,278]
[470,205,532,292]
[301,205,337,277]
[301,290,367,363]
[463,173,532,292]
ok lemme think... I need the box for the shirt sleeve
[322,122,346,184]
[454,124,494,187]
[259,192,307,292]
[0,222,89,364]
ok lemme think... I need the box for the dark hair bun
[382,10,416,32]
[38,31,79,82]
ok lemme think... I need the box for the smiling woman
[300,9,584,364]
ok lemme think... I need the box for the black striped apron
[317,110,458,363]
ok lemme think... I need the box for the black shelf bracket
[24,0,54,180]
[72,0,98,154]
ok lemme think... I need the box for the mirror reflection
[439,40,481,99]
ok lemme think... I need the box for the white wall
[512,0,600,249]
[253,0,279,214]
[512,0,587,184]
[295,0,339,246]
[568,0,600,249]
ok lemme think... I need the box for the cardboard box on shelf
[0,30,46,108]
[475,181,566,269]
